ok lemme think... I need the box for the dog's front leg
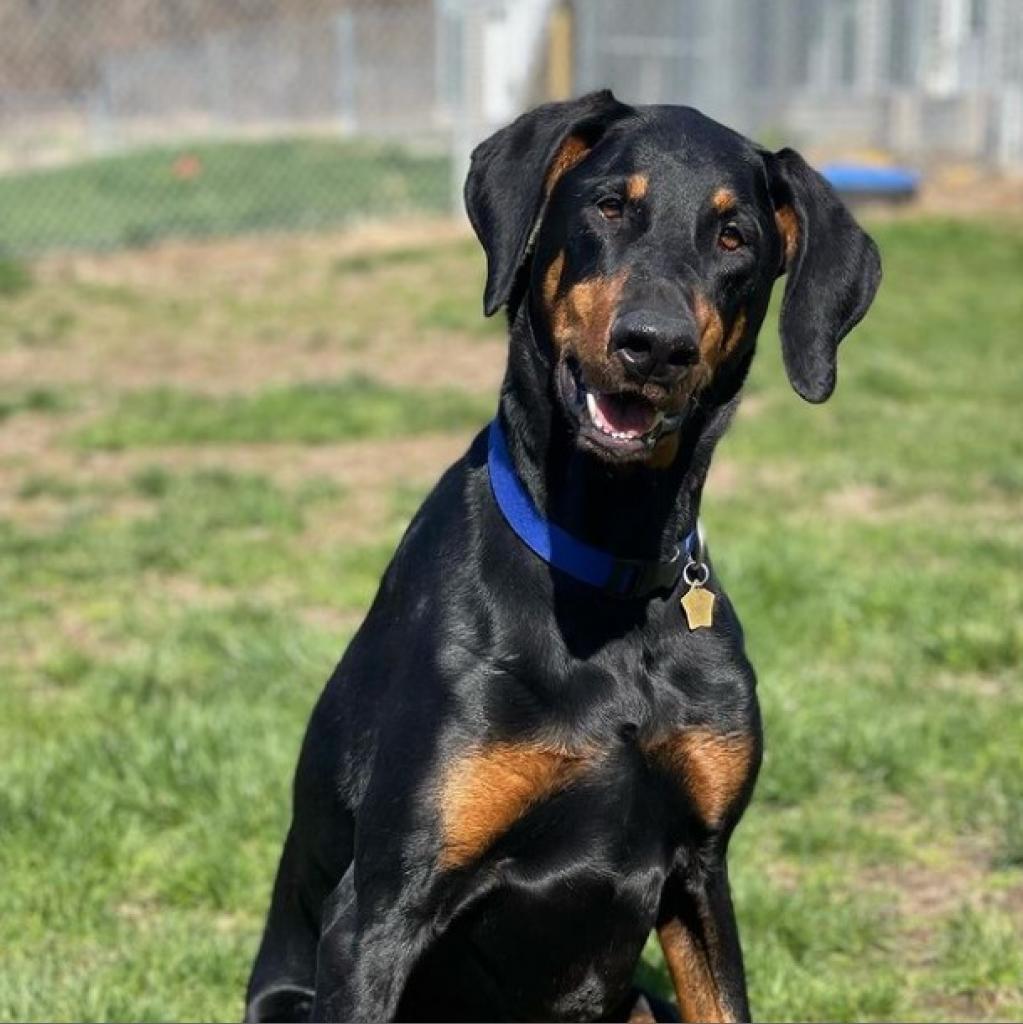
[655,860,750,1023]
[310,866,426,1023]
[308,868,363,1022]
[309,859,489,1022]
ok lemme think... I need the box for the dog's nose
[609,311,699,384]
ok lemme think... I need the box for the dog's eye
[597,197,624,221]
[718,224,745,252]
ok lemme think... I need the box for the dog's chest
[432,602,761,868]
[437,689,756,871]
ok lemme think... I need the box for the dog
[244,90,881,1023]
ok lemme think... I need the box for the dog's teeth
[585,391,613,434]
[584,389,662,444]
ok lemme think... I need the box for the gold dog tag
[681,585,715,630]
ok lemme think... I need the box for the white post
[333,10,358,136]
[448,0,492,219]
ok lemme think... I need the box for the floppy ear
[767,148,882,403]
[464,90,634,316]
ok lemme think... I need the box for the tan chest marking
[439,742,590,869]
[647,729,754,827]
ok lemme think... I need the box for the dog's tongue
[592,392,657,437]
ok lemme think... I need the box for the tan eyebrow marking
[626,173,649,200]
[712,188,737,214]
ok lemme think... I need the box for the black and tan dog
[245,91,881,1023]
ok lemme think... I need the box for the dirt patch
[706,458,740,495]
[297,604,366,636]
[36,217,473,292]
[859,832,1023,960]
[0,410,68,466]
[4,215,503,399]
[823,483,884,519]
[1,419,475,570]
[910,168,1023,219]
[855,802,985,927]
[736,394,769,420]
[10,601,126,673]
[63,432,469,488]
[0,432,468,513]
[0,330,504,396]
[705,458,805,499]
[858,839,1023,1021]
[855,167,1023,223]
[818,486,1022,530]
[920,991,1005,1023]
[931,670,1013,700]
[296,433,470,546]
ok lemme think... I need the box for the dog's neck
[496,299,741,565]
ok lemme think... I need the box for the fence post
[546,2,573,101]
[86,62,116,156]
[333,10,358,136]
[997,85,1023,168]
[449,0,491,220]
[205,33,233,128]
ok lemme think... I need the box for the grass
[74,377,492,449]
[1,216,1021,1021]
[0,385,74,421]
[0,256,33,296]
[0,138,450,254]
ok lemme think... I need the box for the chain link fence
[3,0,1020,258]
[0,0,494,255]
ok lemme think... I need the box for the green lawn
[0,138,450,254]
[1,217,1021,1021]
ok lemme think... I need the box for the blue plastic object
[821,163,920,197]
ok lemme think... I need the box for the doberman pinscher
[244,91,881,1023]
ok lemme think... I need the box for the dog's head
[466,91,881,466]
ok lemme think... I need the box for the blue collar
[487,418,696,599]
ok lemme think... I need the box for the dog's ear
[766,148,882,403]
[465,90,634,316]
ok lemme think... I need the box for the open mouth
[585,390,662,441]
[558,360,684,459]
